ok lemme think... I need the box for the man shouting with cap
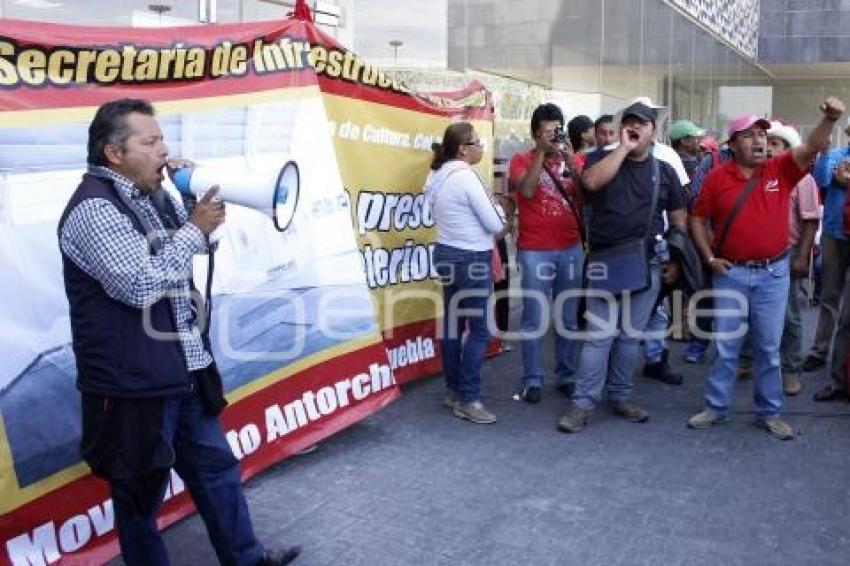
[558,100,687,433]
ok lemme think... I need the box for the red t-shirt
[692,152,807,261]
[508,150,582,250]
[574,152,587,171]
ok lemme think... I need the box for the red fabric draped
[293,0,314,21]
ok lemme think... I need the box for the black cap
[567,115,594,139]
[621,102,656,124]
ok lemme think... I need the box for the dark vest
[58,173,191,398]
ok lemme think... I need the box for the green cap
[669,120,705,141]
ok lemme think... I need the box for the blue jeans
[780,246,804,373]
[434,243,493,403]
[704,258,789,418]
[111,380,265,566]
[573,264,662,411]
[517,245,584,388]
[643,300,669,364]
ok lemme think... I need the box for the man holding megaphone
[57,98,300,566]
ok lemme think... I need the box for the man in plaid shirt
[58,99,299,566]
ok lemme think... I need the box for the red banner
[0,12,494,564]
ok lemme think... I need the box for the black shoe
[259,546,301,565]
[556,382,575,398]
[643,360,683,386]
[813,383,848,402]
[520,385,542,404]
[801,355,826,372]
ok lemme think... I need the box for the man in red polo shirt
[509,103,584,403]
[686,98,845,440]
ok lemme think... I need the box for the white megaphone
[171,160,300,235]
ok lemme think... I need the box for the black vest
[58,174,191,397]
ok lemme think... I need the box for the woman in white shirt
[424,122,506,424]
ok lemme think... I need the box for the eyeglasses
[463,140,484,148]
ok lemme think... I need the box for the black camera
[553,126,567,144]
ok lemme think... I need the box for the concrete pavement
[138,306,850,566]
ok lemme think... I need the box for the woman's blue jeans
[434,243,493,403]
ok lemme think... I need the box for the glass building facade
[447,0,850,144]
[3,0,850,144]
[448,0,772,138]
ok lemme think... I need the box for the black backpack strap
[715,173,760,257]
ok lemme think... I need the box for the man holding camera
[58,98,299,565]
[509,103,585,403]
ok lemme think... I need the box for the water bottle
[654,234,670,262]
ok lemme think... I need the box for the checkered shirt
[59,166,212,371]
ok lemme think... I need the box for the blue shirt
[688,148,733,210]
[812,146,850,240]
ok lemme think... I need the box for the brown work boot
[783,373,803,396]
[557,404,591,433]
[453,401,497,424]
[687,407,727,429]
[608,401,650,423]
[757,416,795,440]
